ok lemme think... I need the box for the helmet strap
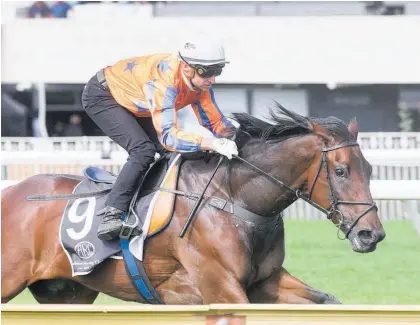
[186,68,195,79]
[188,71,198,90]
[180,66,197,90]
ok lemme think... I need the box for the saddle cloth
[59,153,182,276]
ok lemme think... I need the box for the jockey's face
[191,72,216,91]
[180,62,217,91]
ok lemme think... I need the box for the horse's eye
[335,167,348,178]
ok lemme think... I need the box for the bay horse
[1,104,385,304]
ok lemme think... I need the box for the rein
[26,140,376,241]
[233,141,377,239]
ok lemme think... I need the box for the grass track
[8,220,420,304]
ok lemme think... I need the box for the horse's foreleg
[248,267,340,304]
[155,268,203,304]
[1,238,32,303]
[198,260,249,304]
[1,275,28,304]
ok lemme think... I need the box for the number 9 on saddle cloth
[58,150,217,277]
[59,152,187,276]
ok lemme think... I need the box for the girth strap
[155,187,272,224]
[120,212,164,304]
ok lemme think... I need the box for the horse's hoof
[323,293,341,304]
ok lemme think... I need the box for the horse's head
[233,103,385,253]
[306,117,385,253]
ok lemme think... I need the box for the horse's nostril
[357,229,375,245]
[374,229,386,243]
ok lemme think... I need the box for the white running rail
[2,180,420,236]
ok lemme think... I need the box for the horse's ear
[348,118,359,139]
[307,120,331,143]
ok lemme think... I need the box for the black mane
[232,102,351,143]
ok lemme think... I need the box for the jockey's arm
[191,88,236,140]
[143,81,216,153]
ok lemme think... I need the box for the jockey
[82,39,238,241]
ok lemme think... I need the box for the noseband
[296,141,377,239]
[234,141,377,240]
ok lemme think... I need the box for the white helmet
[178,39,230,66]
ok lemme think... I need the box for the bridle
[233,141,377,240]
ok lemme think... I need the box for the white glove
[212,138,238,159]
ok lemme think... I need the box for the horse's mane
[232,102,351,145]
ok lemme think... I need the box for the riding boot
[97,206,124,241]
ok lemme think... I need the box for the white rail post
[36,82,49,138]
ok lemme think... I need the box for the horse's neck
[232,135,321,217]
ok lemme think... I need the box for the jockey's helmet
[178,39,229,78]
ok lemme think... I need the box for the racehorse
[1,104,385,304]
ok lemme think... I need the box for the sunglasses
[179,52,225,78]
[193,64,225,78]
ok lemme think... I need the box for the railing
[2,134,420,222]
[2,136,420,181]
[2,178,420,229]
[2,149,420,180]
[1,304,420,325]
[357,132,420,149]
[3,133,420,152]
[1,136,123,154]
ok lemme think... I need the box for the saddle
[85,152,182,237]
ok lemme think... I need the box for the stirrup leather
[119,212,140,239]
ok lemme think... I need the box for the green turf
[283,220,420,304]
[8,220,420,305]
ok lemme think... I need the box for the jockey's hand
[211,137,238,159]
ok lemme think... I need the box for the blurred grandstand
[1,0,420,223]
[1,1,420,138]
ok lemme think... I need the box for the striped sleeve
[143,80,203,152]
[191,88,235,138]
